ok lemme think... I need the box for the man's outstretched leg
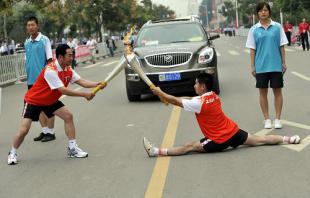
[53,106,88,158]
[143,133,301,157]
[143,137,205,157]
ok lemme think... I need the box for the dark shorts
[255,72,283,88]
[22,101,64,121]
[200,129,248,153]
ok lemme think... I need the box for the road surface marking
[83,61,105,69]
[216,52,221,57]
[255,120,310,152]
[285,48,294,52]
[255,128,274,136]
[59,87,82,99]
[228,50,240,55]
[283,135,310,152]
[100,61,118,68]
[145,106,181,198]
[291,71,310,82]
[244,49,250,54]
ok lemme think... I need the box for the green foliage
[219,1,235,25]
[237,0,310,27]
[1,0,175,42]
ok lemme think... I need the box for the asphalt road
[1,36,310,198]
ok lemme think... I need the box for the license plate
[159,73,181,82]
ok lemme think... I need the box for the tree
[219,1,235,26]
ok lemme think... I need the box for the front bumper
[126,67,216,95]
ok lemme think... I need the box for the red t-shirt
[298,22,309,34]
[182,92,239,143]
[283,23,293,32]
[24,60,76,106]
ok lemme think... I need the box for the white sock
[10,146,17,154]
[159,148,168,156]
[46,128,55,135]
[68,139,77,149]
[283,136,291,143]
[42,127,48,134]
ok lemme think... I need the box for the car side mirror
[209,33,220,40]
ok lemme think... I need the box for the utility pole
[235,0,239,28]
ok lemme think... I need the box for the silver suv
[125,17,220,101]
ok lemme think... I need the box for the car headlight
[198,47,214,64]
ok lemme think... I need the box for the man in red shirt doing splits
[143,73,301,157]
[298,18,309,51]
[8,44,105,165]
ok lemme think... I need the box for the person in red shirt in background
[143,73,301,157]
[298,18,309,51]
[8,44,106,165]
[284,20,293,46]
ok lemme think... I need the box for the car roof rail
[143,16,200,27]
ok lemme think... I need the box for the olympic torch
[92,56,127,94]
[92,26,136,94]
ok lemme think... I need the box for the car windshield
[136,23,206,47]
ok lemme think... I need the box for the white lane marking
[0,87,2,115]
[291,71,310,81]
[244,49,250,54]
[83,62,105,69]
[255,128,274,136]
[285,48,294,52]
[100,61,118,68]
[216,51,221,57]
[59,87,82,100]
[283,135,310,152]
[281,120,310,152]
[281,120,310,130]
[228,50,240,55]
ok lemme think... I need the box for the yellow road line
[145,106,181,198]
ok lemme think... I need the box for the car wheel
[126,80,140,102]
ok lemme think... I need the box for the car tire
[126,80,140,102]
[212,72,220,95]
[211,51,220,95]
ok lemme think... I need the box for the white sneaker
[143,137,157,157]
[289,135,301,144]
[274,119,282,129]
[264,119,272,129]
[8,152,17,165]
[67,146,88,158]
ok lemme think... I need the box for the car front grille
[144,52,192,67]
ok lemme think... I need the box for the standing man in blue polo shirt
[246,2,288,129]
[25,16,56,142]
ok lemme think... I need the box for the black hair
[26,16,39,24]
[196,73,213,91]
[56,44,71,58]
[256,1,271,17]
